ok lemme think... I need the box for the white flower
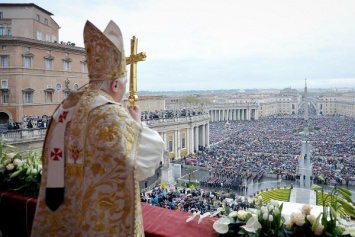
[198,212,210,224]
[342,226,355,236]
[213,216,231,234]
[301,204,312,215]
[6,163,14,171]
[4,159,11,165]
[268,214,273,222]
[13,158,22,167]
[256,210,261,216]
[285,218,294,230]
[186,211,200,222]
[211,207,223,217]
[228,211,238,218]
[268,204,274,211]
[292,213,305,226]
[0,164,4,169]
[314,224,324,235]
[237,210,248,221]
[31,168,37,174]
[263,213,268,220]
[38,164,43,170]
[241,216,261,233]
[307,214,316,225]
[261,206,268,214]
[271,200,279,207]
[274,207,280,215]
[6,153,16,159]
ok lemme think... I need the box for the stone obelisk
[303,79,309,141]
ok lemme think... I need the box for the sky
[9,0,355,91]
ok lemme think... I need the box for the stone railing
[146,114,210,126]
[0,128,47,143]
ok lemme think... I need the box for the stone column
[202,124,206,148]
[177,129,181,159]
[162,132,167,150]
[186,128,190,155]
[174,129,178,159]
[195,126,199,152]
[205,123,210,148]
[190,126,194,154]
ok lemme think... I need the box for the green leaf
[9,168,25,178]
[312,213,322,232]
[336,188,353,203]
[329,206,336,220]
[311,184,322,191]
[337,186,352,196]
[337,199,355,217]
[317,175,325,182]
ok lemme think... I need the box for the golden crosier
[126,36,146,107]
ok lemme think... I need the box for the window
[23,89,34,104]
[44,18,48,25]
[64,61,70,71]
[0,24,3,36]
[36,14,40,21]
[169,141,173,152]
[81,63,87,73]
[24,56,32,68]
[37,31,42,40]
[1,80,8,89]
[25,47,30,52]
[73,84,79,91]
[45,58,53,69]
[64,90,70,99]
[46,92,53,102]
[0,12,3,19]
[56,83,62,91]
[2,46,6,51]
[0,56,9,67]
[2,90,8,103]
[44,88,54,103]
[45,34,50,42]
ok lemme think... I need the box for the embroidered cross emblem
[58,111,68,123]
[50,148,63,161]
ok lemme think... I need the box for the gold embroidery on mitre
[84,20,127,81]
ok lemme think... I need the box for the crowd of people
[194,105,354,186]
[141,103,354,214]
[140,186,249,215]
[6,115,51,130]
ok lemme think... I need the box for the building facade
[0,3,88,125]
[315,93,355,117]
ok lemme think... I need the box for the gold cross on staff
[126,36,147,107]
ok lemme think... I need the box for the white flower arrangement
[0,141,42,197]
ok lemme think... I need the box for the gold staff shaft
[126,36,146,107]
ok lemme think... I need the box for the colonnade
[209,108,258,122]
[151,115,210,160]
